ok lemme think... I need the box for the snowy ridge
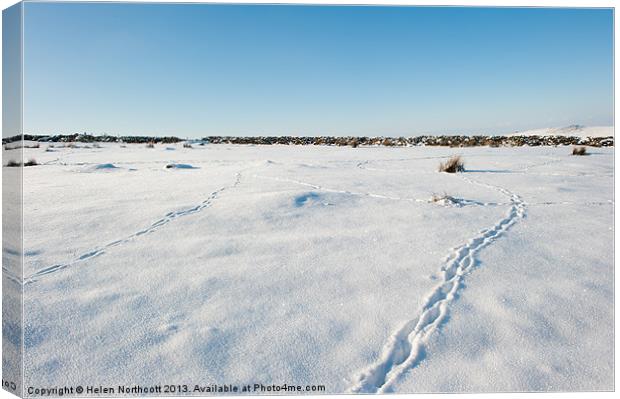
[508,125,613,138]
[347,175,526,393]
[23,170,245,285]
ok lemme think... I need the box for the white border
[0,2,616,399]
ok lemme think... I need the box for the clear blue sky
[22,3,613,137]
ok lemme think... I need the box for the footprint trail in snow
[347,175,526,393]
[23,171,244,285]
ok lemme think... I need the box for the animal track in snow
[23,171,244,285]
[255,174,428,205]
[347,175,526,393]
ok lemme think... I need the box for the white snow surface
[8,142,613,393]
[507,125,613,137]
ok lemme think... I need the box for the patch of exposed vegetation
[439,156,465,173]
[572,146,588,156]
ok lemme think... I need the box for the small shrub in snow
[439,156,464,173]
[183,143,193,148]
[5,143,40,150]
[572,146,588,156]
[5,159,37,167]
[146,142,155,148]
[429,193,462,207]
[430,193,448,203]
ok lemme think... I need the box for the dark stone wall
[4,134,614,147]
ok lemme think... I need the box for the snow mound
[82,163,120,172]
[294,192,332,207]
[164,163,198,169]
[94,163,118,169]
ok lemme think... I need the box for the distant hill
[508,125,613,138]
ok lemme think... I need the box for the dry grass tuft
[430,193,452,203]
[5,159,37,167]
[429,193,462,207]
[438,155,465,173]
[572,146,588,156]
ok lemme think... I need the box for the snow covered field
[5,142,614,393]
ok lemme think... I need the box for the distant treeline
[3,133,614,147]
